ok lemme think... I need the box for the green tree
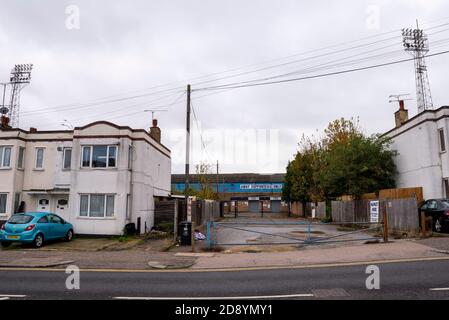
[321,134,397,198]
[283,118,397,201]
[194,162,217,200]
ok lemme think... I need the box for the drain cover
[311,288,350,298]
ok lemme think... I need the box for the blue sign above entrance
[172,182,284,193]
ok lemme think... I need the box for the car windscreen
[7,214,34,224]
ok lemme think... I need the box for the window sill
[79,167,118,171]
[0,167,12,170]
[33,168,45,171]
[76,216,116,220]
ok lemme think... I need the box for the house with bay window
[0,119,171,235]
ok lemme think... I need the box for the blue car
[0,212,74,248]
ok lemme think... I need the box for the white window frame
[81,145,118,169]
[439,128,446,153]
[0,193,7,214]
[0,146,12,169]
[35,147,45,169]
[79,194,115,218]
[63,148,72,170]
[17,146,25,170]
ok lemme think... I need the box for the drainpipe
[128,143,134,225]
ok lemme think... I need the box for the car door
[48,214,65,239]
[36,215,52,239]
[425,200,438,217]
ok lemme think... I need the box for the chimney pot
[149,118,161,143]
[394,101,409,128]
[0,115,11,129]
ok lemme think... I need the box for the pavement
[1,237,448,270]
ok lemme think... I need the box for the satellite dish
[0,107,9,115]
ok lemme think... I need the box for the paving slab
[0,257,75,268]
[192,240,445,269]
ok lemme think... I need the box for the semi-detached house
[0,119,171,235]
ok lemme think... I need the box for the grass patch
[111,235,133,242]
[144,230,170,240]
[153,221,174,234]
[201,245,224,252]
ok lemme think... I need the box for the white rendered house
[384,103,449,201]
[0,118,171,235]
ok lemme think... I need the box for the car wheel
[433,218,443,233]
[65,229,73,242]
[34,234,44,248]
[0,242,11,248]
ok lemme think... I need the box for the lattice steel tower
[402,22,433,114]
[8,64,33,127]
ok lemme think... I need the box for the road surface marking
[430,287,449,291]
[0,294,26,300]
[114,293,314,300]
[1,256,449,273]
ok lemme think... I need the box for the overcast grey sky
[1,0,448,173]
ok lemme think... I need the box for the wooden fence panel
[331,198,419,234]
[316,202,326,219]
[154,200,176,225]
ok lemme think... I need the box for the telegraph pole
[216,160,219,200]
[185,84,191,219]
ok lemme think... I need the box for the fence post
[383,200,389,243]
[206,221,212,249]
[234,201,238,218]
[420,212,427,238]
[307,222,311,243]
[191,221,196,252]
[173,199,178,242]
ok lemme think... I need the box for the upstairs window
[35,148,44,169]
[81,145,117,168]
[17,147,25,169]
[439,128,446,152]
[63,148,72,170]
[0,146,12,168]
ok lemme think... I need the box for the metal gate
[206,220,387,249]
[248,200,259,213]
[271,200,281,213]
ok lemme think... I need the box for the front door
[36,198,50,212]
[55,197,69,219]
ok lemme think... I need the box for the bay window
[79,194,115,218]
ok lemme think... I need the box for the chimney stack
[29,127,37,133]
[149,118,161,143]
[395,100,409,128]
[0,115,11,129]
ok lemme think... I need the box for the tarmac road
[0,258,448,300]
